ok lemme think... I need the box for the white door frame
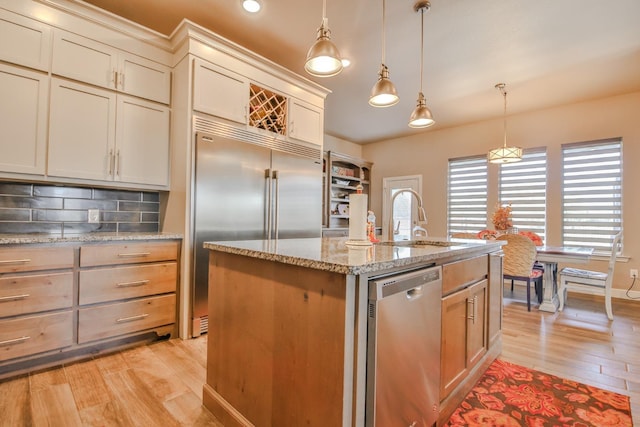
[381,175,423,240]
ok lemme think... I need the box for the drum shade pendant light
[369,0,399,107]
[408,1,435,128]
[488,83,523,163]
[305,0,343,77]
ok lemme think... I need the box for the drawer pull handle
[0,259,31,265]
[117,252,151,258]
[116,313,149,323]
[0,293,30,302]
[116,280,150,288]
[0,336,30,346]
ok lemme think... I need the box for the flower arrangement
[492,203,513,231]
[477,229,498,240]
[519,230,543,246]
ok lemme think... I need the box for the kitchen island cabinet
[204,237,503,426]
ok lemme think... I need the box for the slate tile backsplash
[0,183,160,235]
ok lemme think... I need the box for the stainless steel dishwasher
[366,265,442,427]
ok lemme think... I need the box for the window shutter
[448,156,488,235]
[499,148,547,242]
[562,139,622,252]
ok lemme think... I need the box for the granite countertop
[204,236,503,275]
[0,232,183,245]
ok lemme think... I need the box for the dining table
[535,245,594,312]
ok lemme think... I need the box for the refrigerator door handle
[265,168,272,239]
[273,170,280,239]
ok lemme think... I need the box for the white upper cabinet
[288,98,323,146]
[48,78,170,188]
[116,95,170,187]
[0,9,51,71]
[52,30,171,105]
[48,78,117,182]
[193,58,248,124]
[0,64,48,175]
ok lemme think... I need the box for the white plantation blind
[499,148,547,242]
[562,139,622,252]
[448,156,488,235]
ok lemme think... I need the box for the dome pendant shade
[369,64,399,107]
[488,83,522,164]
[305,18,343,77]
[408,92,435,128]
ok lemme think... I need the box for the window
[447,156,487,235]
[562,139,622,252]
[499,148,547,242]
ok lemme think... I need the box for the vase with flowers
[492,203,513,232]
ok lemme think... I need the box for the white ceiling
[81,0,640,144]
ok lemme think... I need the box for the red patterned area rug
[446,358,633,427]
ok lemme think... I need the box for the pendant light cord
[419,8,424,93]
[381,0,386,65]
[322,0,326,20]
[502,86,508,148]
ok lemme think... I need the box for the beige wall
[324,134,363,158]
[361,91,640,294]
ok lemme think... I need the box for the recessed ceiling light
[243,0,261,13]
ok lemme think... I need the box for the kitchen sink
[376,239,467,248]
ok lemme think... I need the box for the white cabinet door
[119,52,171,105]
[52,30,170,104]
[193,59,248,124]
[52,30,118,91]
[48,78,116,181]
[288,98,323,146]
[0,64,48,175]
[0,9,51,71]
[116,95,170,187]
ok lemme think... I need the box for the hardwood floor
[0,288,638,426]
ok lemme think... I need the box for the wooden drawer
[0,246,74,274]
[78,294,176,343]
[0,311,73,362]
[0,272,73,318]
[80,241,179,267]
[442,255,488,296]
[79,262,177,305]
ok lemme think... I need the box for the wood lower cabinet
[0,239,180,379]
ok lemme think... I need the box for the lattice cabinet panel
[249,83,287,135]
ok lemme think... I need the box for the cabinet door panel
[193,59,247,124]
[0,9,51,71]
[119,53,171,104]
[52,30,117,90]
[0,64,48,175]
[466,279,488,367]
[440,289,469,398]
[289,99,322,146]
[48,78,116,181]
[115,95,170,186]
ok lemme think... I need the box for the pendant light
[488,83,523,163]
[369,0,399,107]
[304,0,343,77]
[408,1,435,128]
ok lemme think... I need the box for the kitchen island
[203,237,503,426]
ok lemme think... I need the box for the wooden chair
[497,234,543,311]
[558,232,622,320]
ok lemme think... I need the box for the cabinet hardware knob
[0,294,29,302]
[0,259,31,264]
[116,313,149,323]
[0,336,30,346]
[117,252,151,258]
[115,280,149,288]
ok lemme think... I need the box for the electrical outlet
[631,269,638,279]
[88,209,100,224]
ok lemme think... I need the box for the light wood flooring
[1,289,638,426]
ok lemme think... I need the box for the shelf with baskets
[323,151,373,230]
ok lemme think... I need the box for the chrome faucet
[388,189,428,241]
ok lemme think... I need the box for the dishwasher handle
[406,286,424,300]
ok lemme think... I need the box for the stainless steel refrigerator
[191,131,322,335]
